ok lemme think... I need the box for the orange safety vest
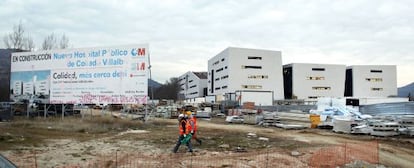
[179,119,191,135]
[191,116,197,131]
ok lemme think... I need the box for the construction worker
[186,111,202,145]
[172,114,193,153]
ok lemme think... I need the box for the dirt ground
[1,113,413,168]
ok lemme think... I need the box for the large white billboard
[10,44,149,104]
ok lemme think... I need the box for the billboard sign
[10,44,149,104]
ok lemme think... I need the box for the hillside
[398,82,414,97]
[149,79,162,89]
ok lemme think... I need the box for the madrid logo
[131,48,145,57]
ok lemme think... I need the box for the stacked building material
[243,102,255,110]
[261,112,280,127]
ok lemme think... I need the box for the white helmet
[178,114,184,119]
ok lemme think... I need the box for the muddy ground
[0,114,413,167]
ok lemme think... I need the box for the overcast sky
[1,0,413,87]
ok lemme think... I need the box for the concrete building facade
[178,71,208,100]
[283,63,346,100]
[345,65,397,98]
[207,47,284,105]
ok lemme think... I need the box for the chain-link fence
[4,141,379,168]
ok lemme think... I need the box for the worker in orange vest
[172,114,193,153]
[186,111,202,145]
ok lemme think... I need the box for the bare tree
[42,33,70,50]
[3,22,25,49]
[42,33,57,50]
[25,35,35,51]
[59,33,69,49]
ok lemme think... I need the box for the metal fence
[3,141,379,168]
[360,102,414,116]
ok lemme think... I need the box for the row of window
[241,65,262,69]
[366,78,383,82]
[248,56,262,60]
[312,68,325,71]
[312,87,331,90]
[248,75,268,79]
[214,85,229,91]
[371,88,383,91]
[308,96,322,99]
[306,76,325,80]
[212,58,226,66]
[241,85,262,89]
[213,56,262,67]
[189,92,198,95]
[180,85,197,90]
[211,74,270,83]
[371,70,382,73]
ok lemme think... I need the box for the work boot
[197,139,202,145]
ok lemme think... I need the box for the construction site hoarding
[10,44,149,104]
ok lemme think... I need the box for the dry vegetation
[1,115,414,167]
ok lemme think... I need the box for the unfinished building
[283,63,346,101]
[345,65,397,98]
[178,71,208,101]
[207,47,284,105]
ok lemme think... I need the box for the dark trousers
[173,135,193,153]
[192,132,202,145]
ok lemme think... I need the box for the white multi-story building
[35,79,49,95]
[23,82,34,95]
[13,81,23,95]
[207,47,284,105]
[283,63,346,100]
[345,65,397,98]
[178,71,208,100]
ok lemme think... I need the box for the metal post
[43,104,46,118]
[34,150,37,168]
[61,104,65,120]
[144,48,154,123]
[27,102,30,118]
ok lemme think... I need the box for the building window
[189,80,193,83]
[371,88,383,91]
[241,85,262,89]
[370,70,383,73]
[225,66,227,69]
[306,76,325,80]
[221,58,225,61]
[216,67,224,72]
[221,75,229,79]
[248,56,262,60]
[308,96,318,99]
[215,78,220,81]
[241,65,262,69]
[215,87,221,90]
[312,87,331,90]
[248,75,268,79]
[312,68,325,71]
[189,85,196,88]
[221,86,228,89]
[366,78,383,82]
[213,61,219,66]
